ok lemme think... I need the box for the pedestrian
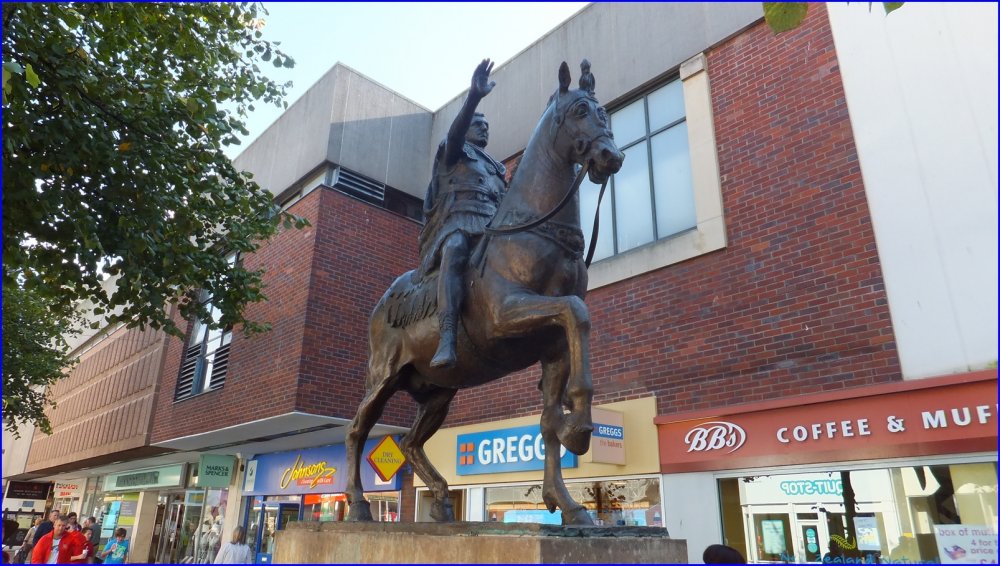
[703,544,746,564]
[30,512,59,549]
[30,517,85,564]
[65,514,80,533]
[70,528,95,564]
[97,529,128,564]
[12,518,42,563]
[213,526,252,564]
[79,519,100,564]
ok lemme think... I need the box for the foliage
[2,279,80,437]
[2,2,308,341]
[763,2,905,34]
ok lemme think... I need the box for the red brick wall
[151,187,422,444]
[295,188,421,426]
[444,7,901,426]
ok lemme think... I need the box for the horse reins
[485,159,610,268]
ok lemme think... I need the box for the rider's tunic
[418,140,507,269]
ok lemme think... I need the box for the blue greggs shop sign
[456,424,578,475]
[243,436,402,496]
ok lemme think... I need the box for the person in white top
[213,526,253,564]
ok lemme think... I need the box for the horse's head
[547,60,624,184]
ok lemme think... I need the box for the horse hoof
[542,492,559,513]
[346,500,374,522]
[430,500,455,522]
[562,506,594,526]
[558,414,593,456]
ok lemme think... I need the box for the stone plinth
[274,521,686,564]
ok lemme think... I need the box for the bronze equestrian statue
[344,59,624,526]
[418,59,508,369]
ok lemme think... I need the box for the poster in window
[854,516,881,552]
[933,524,998,564]
[761,519,787,555]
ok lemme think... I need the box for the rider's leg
[431,232,469,368]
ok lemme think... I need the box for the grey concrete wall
[233,64,433,198]
[431,2,763,162]
[275,522,687,564]
[233,3,760,200]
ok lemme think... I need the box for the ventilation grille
[175,345,202,400]
[334,167,385,204]
[175,343,231,401]
[209,343,230,391]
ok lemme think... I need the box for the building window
[175,253,236,401]
[581,53,727,290]
[582,78,696,263]
[718,462,1000,564]
[483,477,661,526]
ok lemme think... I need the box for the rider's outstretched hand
[471,58,495,99]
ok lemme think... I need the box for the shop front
[240,436,405,564]
[416,397,664,527]
[100,463,186,562]
[2,481,51,550]
[655,370,998,564]
[51,479,87,516]
[151,455,237,564]
[90,457,239,564]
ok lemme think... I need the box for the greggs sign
[655,370,997,473]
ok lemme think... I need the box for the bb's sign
[683,421,746,454]
[656,371,997,473]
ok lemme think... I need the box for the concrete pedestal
[274,522,686,564]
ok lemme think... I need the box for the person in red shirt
[69,528,94,564]
[31,518,86,564]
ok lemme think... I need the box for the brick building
[5,3,995,564]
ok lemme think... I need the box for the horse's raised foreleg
[344,373,398,521]
[539,353,594,525]
[492,293,593,455]
[401,386,457,521]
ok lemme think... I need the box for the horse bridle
[485,135,613,268]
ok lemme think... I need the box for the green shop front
[95,455,238,564]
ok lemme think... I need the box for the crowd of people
[8,510,126,564]
[5,509,254,565]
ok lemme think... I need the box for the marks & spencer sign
[655,371,997,472]
[196,454,236,489]
[242,436,402,496]
[456,424,578,475]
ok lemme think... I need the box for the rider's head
[466,112,489,148]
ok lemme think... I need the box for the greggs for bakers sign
[655,371,997,473]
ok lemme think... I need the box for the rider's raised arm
[445,58,494,167]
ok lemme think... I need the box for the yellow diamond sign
[367,435,406,482]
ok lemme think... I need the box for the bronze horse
[344,61,623,526]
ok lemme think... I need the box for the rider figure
[418,59,507,368]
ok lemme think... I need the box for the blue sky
[229,2,589,157]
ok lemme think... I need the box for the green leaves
[25,63,39,87]
[763,3,809,34]
[2,2,306,352]
[763,2,906,34]
[3,279,81,437]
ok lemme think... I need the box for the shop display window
[300,492,399,523]
[484,477,661,526]
[718,462,998,564]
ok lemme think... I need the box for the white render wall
[828,2,999,379]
